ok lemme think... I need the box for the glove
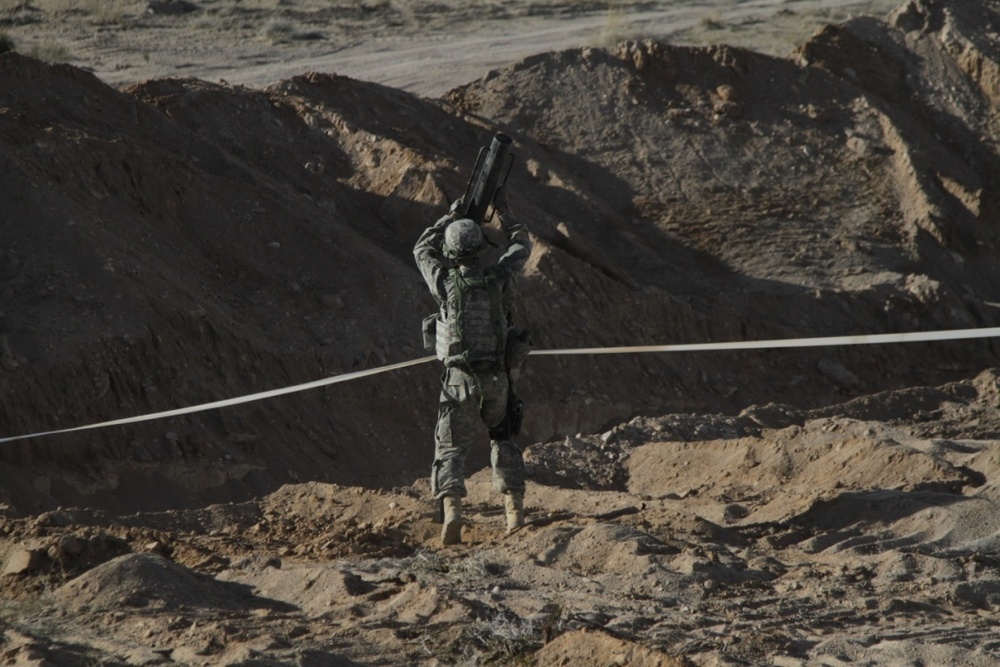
[449,195,466,216]
[493,185,509,215]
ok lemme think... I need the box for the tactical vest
[434,266,507,368]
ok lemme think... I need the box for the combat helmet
[443,218,484,260]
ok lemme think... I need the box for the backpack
[424,267,507,367]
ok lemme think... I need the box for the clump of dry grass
[700,12,725,30]
[450,549,508,579]
[601,2,624,47]
[400,550,450,576]
[466,611,543,661]
[398,549,508,580]
[263,17,296,43]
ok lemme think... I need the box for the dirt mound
[627,417,974,521]
[51,552,264,612]
[0,53,444,513]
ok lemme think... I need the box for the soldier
[413,186,532,546]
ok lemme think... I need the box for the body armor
[435,266,506,368]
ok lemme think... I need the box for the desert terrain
[2,0,903,95]
[2,0,1000,665]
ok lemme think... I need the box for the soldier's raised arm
[494,186,531,277]
[413,211,454,305]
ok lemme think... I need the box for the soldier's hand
[493,186,509,215]
[449,195,466,216]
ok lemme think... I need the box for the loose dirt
[2,0,1000,664]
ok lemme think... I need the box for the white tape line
[0,355,437,445]
[530,326,1000,356]
[2,326,999,445]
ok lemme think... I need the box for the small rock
[716,84,738,101]
[846,134,873,157]
[713,100,742,119]
[58,534,85,557]
[4,549,43,576]
[304,161,325,175]
[805,103,830,122]
[341,571,375,596]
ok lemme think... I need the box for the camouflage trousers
[431,366,525,499]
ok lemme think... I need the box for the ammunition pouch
[504,327,533,382]
[422,313,439,352]
[489,390,524,441]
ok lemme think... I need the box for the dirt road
[5,0,900,95]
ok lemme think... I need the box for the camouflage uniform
[413,210,531,499]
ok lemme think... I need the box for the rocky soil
[2,0,1000,664]
[4,370,1000,665]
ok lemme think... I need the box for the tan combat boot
[441,496,463,546]
[504,491,525,533]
